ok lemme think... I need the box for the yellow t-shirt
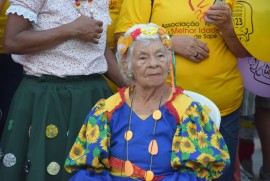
[107,0,123,50]
[0,1,8,53]
[115,0,243,116]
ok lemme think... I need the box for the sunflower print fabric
[171,101,230,180]
[65,99,111,174]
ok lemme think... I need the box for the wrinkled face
[128,39,170,88]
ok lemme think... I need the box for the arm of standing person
[104,45,127,87]
[0,0,7,13]
[204,4,251,58]
[3,14,103,54]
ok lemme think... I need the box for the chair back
[184,90,221,129]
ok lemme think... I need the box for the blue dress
[65,87,230,180]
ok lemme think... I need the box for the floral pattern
[171,101,230,180]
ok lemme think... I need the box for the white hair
[116,23,171,82]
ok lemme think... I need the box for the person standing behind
[255,96,270,180]
[238,89,256,180]
[107,0,123,52]
[114,1,250,180]
[105,0,124,93]
[0,0,125,181]
[0,0,23,138]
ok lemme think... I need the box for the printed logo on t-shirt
[162,0,221,40]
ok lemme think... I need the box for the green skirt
[0,74,112,181]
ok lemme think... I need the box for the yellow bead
[148,139,158,155]
[124,160,134,176]
[124,130,133,141]
[144,170,154,181]
[152,110,162,120]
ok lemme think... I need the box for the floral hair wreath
[117,25,177,92]
[117,26,172,55]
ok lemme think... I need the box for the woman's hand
[204,4,234,36]
[171,35,209,62]
[68,15,103,44]
[204,5,251,57]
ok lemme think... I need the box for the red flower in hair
[130,28,142,40]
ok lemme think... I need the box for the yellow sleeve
[115,0,152,33]
[0,1,9,53]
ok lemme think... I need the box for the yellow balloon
[232,0,270,62]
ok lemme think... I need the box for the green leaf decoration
[204,122,212,132]
[88,117,97,126]
[70,160,76,165]
[85,147,90,154]
[182,125,187,133]
[171,152,177,160]
[199,147,214,155]
[93,146,101,158]
[65,158,71,165]
[209,148,214,155]
[99,120,104,127]
[98,114,104,121]
[181,152,190,160]
[223,145,228,150]
[100,129,107,138]
[188,115,195,121]
[215,154,222,160]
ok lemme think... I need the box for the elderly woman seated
[64,23,230,181]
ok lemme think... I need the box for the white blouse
[7,0,111,77]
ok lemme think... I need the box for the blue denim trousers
[213,109,240,181]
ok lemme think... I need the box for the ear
[121,59,128,73]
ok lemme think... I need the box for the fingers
[204,5,230,25]
[90,33,102,44]
[76,16,104,43]
[194,52,199,59]
[191,50,208,62]
[205,14,225,25]
[188,45,209,62]
[95,20,103,27]
[192,42,209,61]
[92,19,103,42]
[172,35,209,62]
[96,34,101,39]
[190,53,202,62]
[186,49,207,63]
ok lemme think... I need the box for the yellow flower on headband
[159,27,172,49]
[117,36,133,55]
[161,34,172,49]
[141,26,158,36]
[158,27,167,36]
